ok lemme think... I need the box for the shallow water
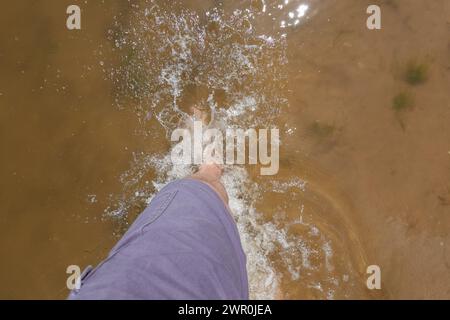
[0,0,449,299]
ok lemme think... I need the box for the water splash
[102,1,356,299]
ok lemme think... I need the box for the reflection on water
[0,0,449,299]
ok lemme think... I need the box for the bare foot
[190,163,229,205]
[190,105,209,124]
[187,106,228,204]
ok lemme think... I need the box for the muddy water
[0,0,449,299]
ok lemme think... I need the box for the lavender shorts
[69,179,249,300]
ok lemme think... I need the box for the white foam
[102,2,344,299]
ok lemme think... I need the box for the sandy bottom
[0,0,449,299]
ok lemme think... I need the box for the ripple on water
[102,1,368,299]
